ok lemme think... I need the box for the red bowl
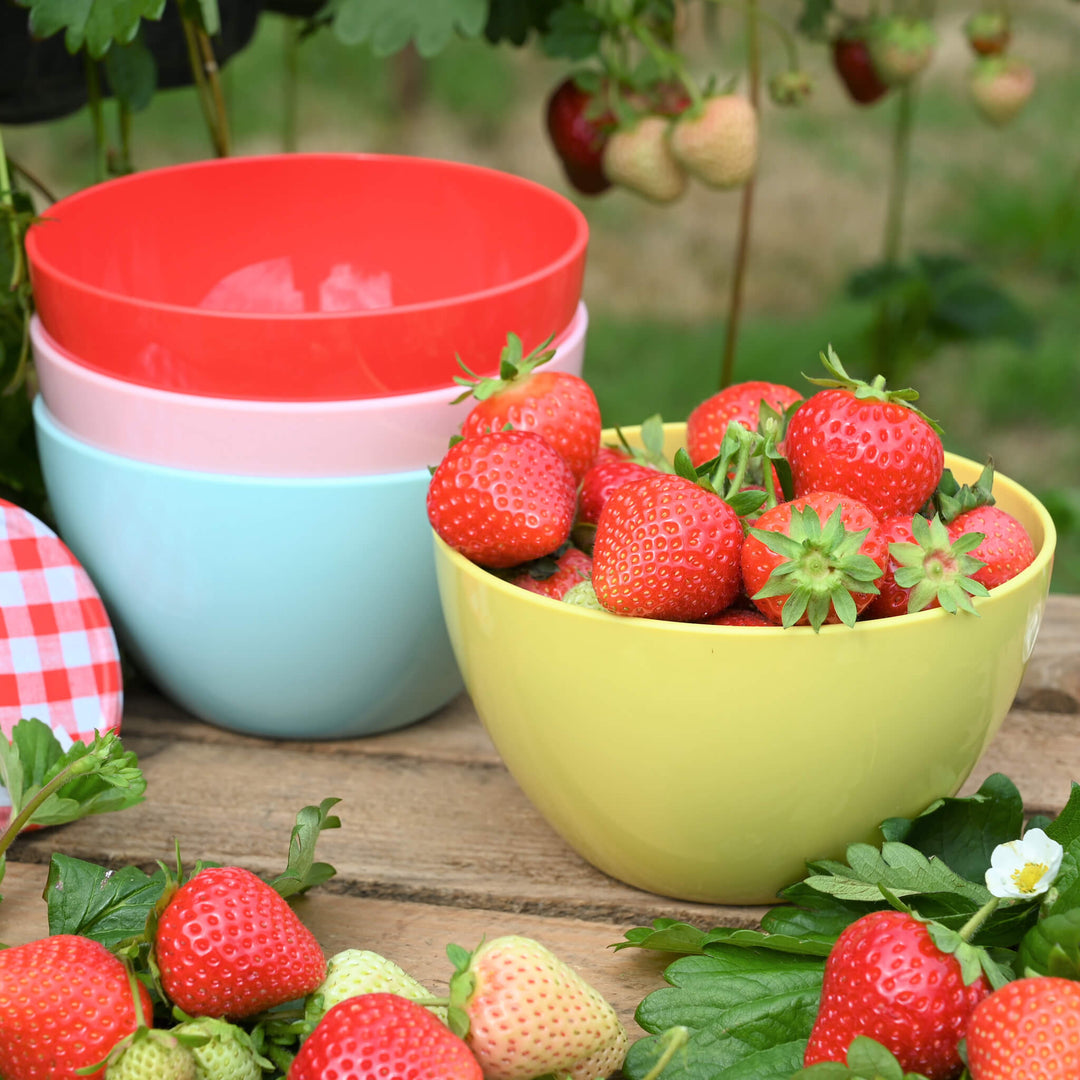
[26,155,588,401]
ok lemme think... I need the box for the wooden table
[4,595,1078,1038]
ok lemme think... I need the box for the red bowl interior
[26,155,588,401]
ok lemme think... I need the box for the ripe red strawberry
[804,910,992,1078]
[155,865,326,1020]
[447,935,626,1080]
[784,347,944,521]
[577,447,660,526]
[966,976,1080,1079]
[602,116,687,203]
[668,94,759,190]
[592,473,744,621]
[456,334,601,483]
[545,77,614,195]
[867,16,936,84]
[965,11,1011,57]
[289,993,482,1080]
[701,607,776,627]
[970,56,1036,126]
[865,513,989,619]
[510,545,593,600]
[427,430,577,569]
[0,934,152,1080]
[832,31,891,104]
[946,505,1035,589]
[741,491,888,630]
[686,380,803,467]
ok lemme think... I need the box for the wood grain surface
[4,594,1078,1035]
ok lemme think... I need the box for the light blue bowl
[33,398,463,739]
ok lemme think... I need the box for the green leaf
[796,0,834,41]
[484,0,559,45]
[793,1036,931,1079]
[46,853,167,947]
[328,0,487,57]
[176,0,219,34]
[804,842,991,906]
[878,773,1025,886]
[614,919,709,955]
[15,0,167,59]
[541,2,604,60]
[103,33,157,111]
[269,797,341,899]
[1046,783,1080,847]
[624,950,823,1080]
[1017,907,1080,978]
[702,928,833,958]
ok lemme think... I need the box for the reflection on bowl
[434,425,1056,903]
[31,303,589,477]
[34,398,463,739]
[27,154,588,401]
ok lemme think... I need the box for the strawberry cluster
[0,859,629,1079]
[428,343,1036,632]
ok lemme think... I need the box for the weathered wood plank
[1015,594,1080,715]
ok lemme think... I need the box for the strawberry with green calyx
[602,114,687,203]
[867,16,937,84]
[965,11,1011,57]
[768,69,813,107]
[0,935,153,1080]
[428,429,578,569]
[742,493,888,631]
[803,898,1006,1077]
[545,75,615,196]
[668,93,759,190]
[103,1028,199,1080]
[445,935,627,1080]
[796,1035,932,1079]
[785,346,944,521]
[966,975,1080,1078]
[969,56,1035,126]
[455,332,602,483]
[866,513,989,619]
[686,379,803,468]
[289,993,482,1080]
[577,448,660,527]
[153,864,326,1020]
[170,1016,273,1080]
[303,948,446,1032]
[930,461,996,525]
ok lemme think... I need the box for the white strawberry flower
[984,828,1064,899]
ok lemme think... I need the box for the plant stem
[181,18,230,156]
[84,55,108,184]
[10,157,58,204]
[282,17,302,152]
[0,761,85,862]
[198,29,231,155]
[718,0,761,390]
[0,129,24,291]
[874,82,917,382]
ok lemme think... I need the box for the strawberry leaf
[1017,907,1080,978]
[14,0,167,59]
[327,0,487,57]
[269,797,341,899]
[614,919,710,955]
[793,1035,931,1079]
[624,950,823,1080]
[45,853,167,948]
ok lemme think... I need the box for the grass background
[6,0,1079,589]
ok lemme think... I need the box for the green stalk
[874,82,917,382]
[282,17,302,153]
[117,100,134,174]
[84,55,109,184]
[718,0,761,390]
[0,129,23,292]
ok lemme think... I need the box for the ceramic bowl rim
[26,153,590,323]
[33,396,435,488]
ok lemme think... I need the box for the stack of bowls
[26,154,589,739]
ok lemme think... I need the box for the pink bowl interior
[27,155,588,401]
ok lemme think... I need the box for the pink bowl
[31,304,588,477]
[26,155,588,402]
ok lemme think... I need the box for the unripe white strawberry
[867,16,936,84]
[105,1031,198,1080]
[447,935,625,1080]
[602,116,687,203]
[669,94,758,190]
[970,56,1035,126]
[171,1017,268,1080]
[304,948,446,1029]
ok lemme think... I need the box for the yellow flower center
[1011,861,1049,894]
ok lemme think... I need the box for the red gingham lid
[0,498,123,822]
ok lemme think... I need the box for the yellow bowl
[433,425,1057,904]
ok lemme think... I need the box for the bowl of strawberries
[428,348,1056,904]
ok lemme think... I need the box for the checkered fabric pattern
[0,498,122,777]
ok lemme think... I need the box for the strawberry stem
[958,897,1000,942]
[641,1025,690,1080]
[718,0,761,389]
